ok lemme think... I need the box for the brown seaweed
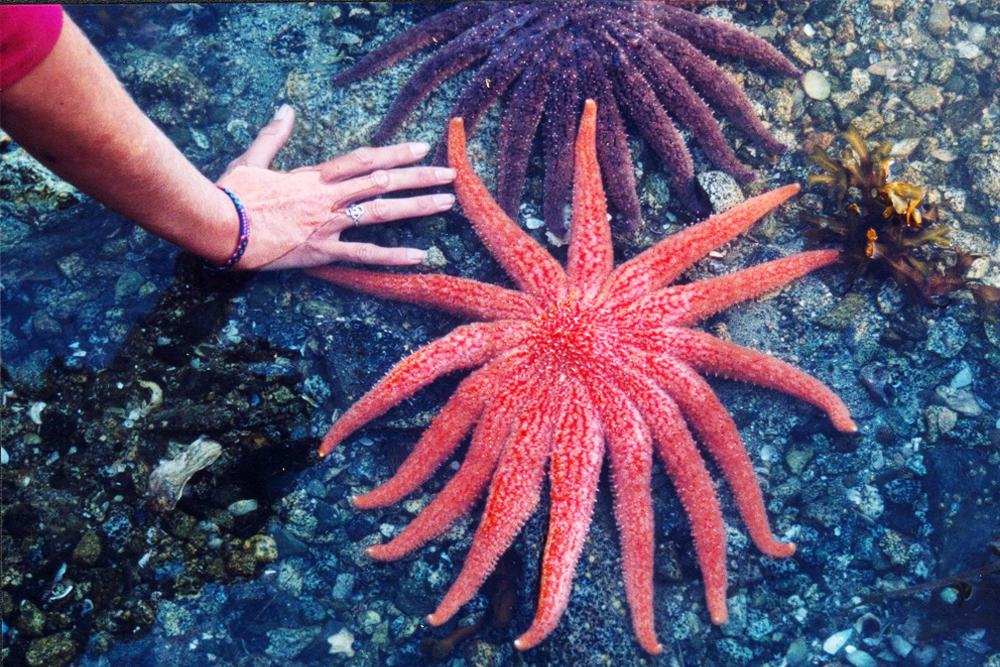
[806,129,1000,318]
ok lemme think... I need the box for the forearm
[0,13,235,263]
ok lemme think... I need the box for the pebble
[950,364,973,389]
[823,628,853,654]
[927,2,952,36]
[1,446,8,465]
[935,385,983,416]
[845,646,878,667]
[697,171,744,213]
[891,635,914,658]
[926,317,967,357]
[802,69,831,100]
[955,41,982,59]
[906,84,944,113]
[228,499,259,516]
[327,627,355,657]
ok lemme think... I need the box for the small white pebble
[802,70,831,100]
[823,628,853,654]
[1,447,8,466]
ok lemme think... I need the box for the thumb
[231,104,296,170]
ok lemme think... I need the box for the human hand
[215,104,455,271]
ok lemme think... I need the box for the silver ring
[346,203,364,226]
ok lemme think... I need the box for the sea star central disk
[309,101,856,653]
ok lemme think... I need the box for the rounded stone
[71,530,102,566]
[802,69,831,100]
[26,634,78,667]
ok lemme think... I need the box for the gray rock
[927,2,952,36]
[926,317,967,357]
[906,84,945,113]
[698,171,744,213]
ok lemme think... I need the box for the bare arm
[0,13,453,270]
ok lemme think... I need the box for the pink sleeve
[1,5,64,89]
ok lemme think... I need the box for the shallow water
[2,3,999,667]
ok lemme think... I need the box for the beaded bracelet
[204,186,250,271]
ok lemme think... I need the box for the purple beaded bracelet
[205,186,250,271]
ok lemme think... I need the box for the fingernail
[272,104,292,121]
[407,249,427,262]
[434,193,455,208]
[436,167,456,182]
[410,142,430,157]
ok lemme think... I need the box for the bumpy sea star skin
[332,1,801,232]
[308,101,855,653]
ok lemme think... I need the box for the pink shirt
[1,5,64,89]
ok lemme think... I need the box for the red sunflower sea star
[308,100,856,653]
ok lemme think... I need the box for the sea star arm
[616,364,728,626]
[318,321,525,457]
[583,370,663,654]
[652,328,856,433]
[353,357,509,510]
[575,39,642,230]
[366,361,537,559]
[449,117,567,304]
[371,8,535,145]
[567,100,614,300]
[497,49,553,218]
[652,5,803,79]
[601,184,801,306]
[593,29,703,215]
[638,18,788,154]
[515,376,604,651]
[331,3,491,86]
[646,355,796,558]
[430,15,563,166]
[428,382,558,626]
[306,266,540,321]
[541,43,580,235]
[605,22,754,183]
[624,249,840,328]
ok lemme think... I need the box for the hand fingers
[227,105,296,172]
[333,166,455,207]
[333,193,455,229]
[320,142,431,183]
[332,242,427,266]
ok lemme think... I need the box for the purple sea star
[332,1,802,232]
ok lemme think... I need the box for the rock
[114,270,146,300]
[926,317,967,357]
[870,0,896,21]
[327,627,355,657]
[766,88,795,123]
[935,386,983,416]
[72,530,102,566]
[849,108,885,138]
[968,152,1000,208]
[56,253,86,280]
[906,84,945,113]
[955,41,982,59]
[786,448,814,475]
[227,499,258,516]
[16,600,47,637]
[247,535,278,564]
[26,634,77,667]
[818,293,865,330]
[823,628,853,654]
[697,171,744,213]
[802,69,831,100]
[32,312,62,337]
[927,2,952,36]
